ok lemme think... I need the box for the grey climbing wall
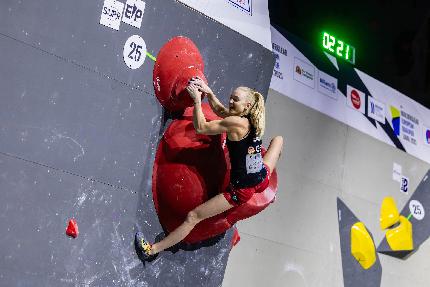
[0,0,275,286]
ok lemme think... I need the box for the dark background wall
[269,0,430,109]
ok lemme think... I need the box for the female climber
[136,77,283,259]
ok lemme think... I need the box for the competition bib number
[246,153,263,174]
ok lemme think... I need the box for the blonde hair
[239,87,265,138]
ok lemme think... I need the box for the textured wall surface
[0,0,274,286]
[223,89,430,287]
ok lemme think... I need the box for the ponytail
[239,87,265,138]
[249,91,265,138]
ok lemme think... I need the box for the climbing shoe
[135,232,153,260]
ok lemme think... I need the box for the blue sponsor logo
[370,101,383,116]
[319,77,336,93]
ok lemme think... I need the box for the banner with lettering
[270,25,430,164]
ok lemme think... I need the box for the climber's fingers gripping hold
[190,77,213,95]
[186,83,202,103]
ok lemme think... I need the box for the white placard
[409,199,425,220]
[122,0,146,29]
[318,70,338,100]
[123,35,147,69]
[400,175,409,194]
[368,97,386,123]
[346,85,365,114]
[293,57,315,89]
[392,162,402,182]
[100,0,125,31]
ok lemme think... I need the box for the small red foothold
[66,219,79,238]
[231,228,241,248]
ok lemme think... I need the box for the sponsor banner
[389,105,420,145]
[368,97,386,123]
[100,0,125,31]
[176,0,271,50]
[318,70,338,100]
[294,57,315,88]
[270,25,430,164]
[346,85,365,114]
[400,109,419,145]
[122,0,146,29]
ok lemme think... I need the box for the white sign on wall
[122,0,146,29]
[409,199,425,220]
[318,70,338,100]
[393,162,402,182]
[100,0,125,31]
[346,85,365,115]
[123,35,147,69]
[368,97,386,123]
[294,57,315,88]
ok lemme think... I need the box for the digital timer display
[322,32,355,64]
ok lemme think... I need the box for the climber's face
[229,87,251,116]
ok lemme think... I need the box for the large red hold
[153,36,207,112]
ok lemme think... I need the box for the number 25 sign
[123,35,147,70]
[409,200,425,220]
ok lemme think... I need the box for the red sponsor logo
[350,89,361,109]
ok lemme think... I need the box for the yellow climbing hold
[380,197,400,230]
[386,216,414,251]
[351,222,376,270]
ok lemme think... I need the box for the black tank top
[226,121,267,188]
